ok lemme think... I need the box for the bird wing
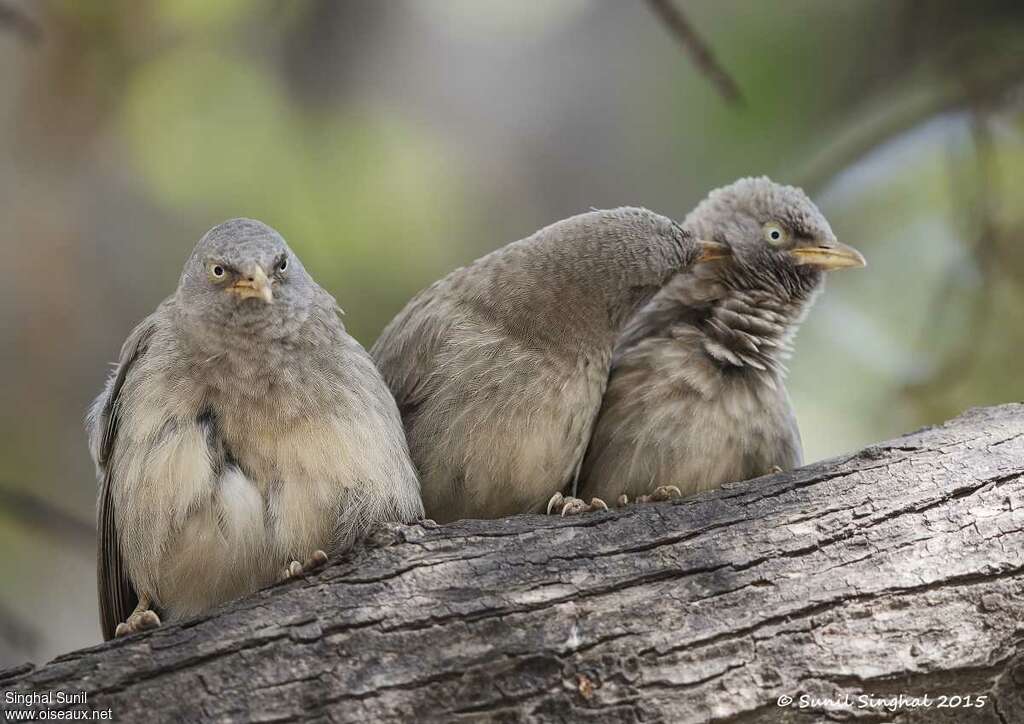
[371,282,458,421]
[89,316,158,640]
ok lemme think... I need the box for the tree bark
[2,404,1023,723]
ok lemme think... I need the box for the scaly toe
[280,551,329,582]
[557,496,609,516]
[278,560,305,582]
[136,610,161,630]
[560,497,590,516]
[546,492,566,515]
[279,565,297,582]
[115,609,161,638]
[650,485,682,502]
[616,494,630,507]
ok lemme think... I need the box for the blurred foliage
[0,0,1022,666]
[122,42,468,338]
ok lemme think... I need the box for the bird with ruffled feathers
[576,177,866,507]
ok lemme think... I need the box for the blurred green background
[1,0,1022,666]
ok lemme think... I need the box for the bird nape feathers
[370,207,727,523]
[87,218,422,640]
[577,177,866,507]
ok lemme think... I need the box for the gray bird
[370,208,726,522]
[577,178,866,505]
[87,219,422,640]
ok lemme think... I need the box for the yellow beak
[229,265,274,304]
[696,239,731,263]
[790,241,867,271]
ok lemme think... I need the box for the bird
[370,207,727,523]
[87,218,423,640]
[576,177,866,506]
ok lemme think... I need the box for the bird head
[177,218,317,345]
[684,176,865,304]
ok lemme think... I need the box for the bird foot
[114,608,161,638]
[770,465,784,474]
[618,485,683,506]
[546,492,609,516]
[279,549,329,582]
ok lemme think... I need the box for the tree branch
[2,405,1023,721]
[794,56,1024,193]
[645,0,743,106]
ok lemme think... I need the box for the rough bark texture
[2,404,1023,723]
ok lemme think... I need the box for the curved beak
[230,265,274,304]
[790,241,866,271]
[696,239,731,263]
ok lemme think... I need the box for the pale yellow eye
[763,222,788,246]
[208,263,227,281]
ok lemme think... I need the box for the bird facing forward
[371,208,726,522]
[577,178,866,505]
[87,219,422,639]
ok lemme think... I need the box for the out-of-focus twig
[645,0,743,106]
[0,0,41,45]
[795,55,1024,193]
[0,482,95,550]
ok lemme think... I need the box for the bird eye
[277,257,288,272]
[763,223,788,246]
[209,263,226,280]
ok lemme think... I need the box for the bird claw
[546,492,565,515]
[632,485,683,504]
[546,492,609,516]
[114,608,161,638]
[653,484,682,501]
[279,549,329,582]
[646,485,683,502]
